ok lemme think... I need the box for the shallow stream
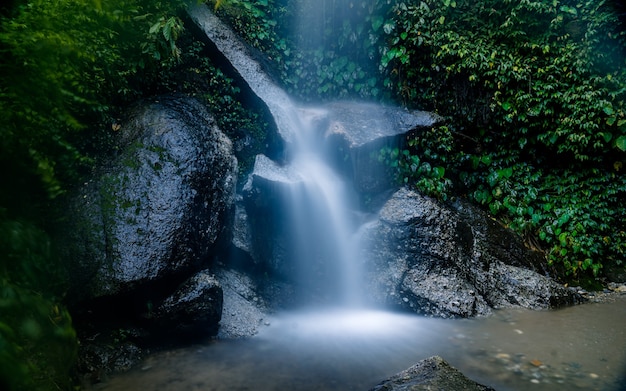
[93,296,626,391]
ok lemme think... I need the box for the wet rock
[360,188,581,317]
[240,154,302,283]
[187,3,294,149]
[151,271,223,335]
[230,196,257,265]
[77,329,146,386]
[244,154,303,189]
[322,101,442,194]
[608,282,626,293]
[216,268,270,338]
[60,95,237,301]
[369,356,495,391]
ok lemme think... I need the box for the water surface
[93,297,626,391]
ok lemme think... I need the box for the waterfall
[283,108,363,307]
[188,2,439,310]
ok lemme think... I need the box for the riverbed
[92,296,626,391]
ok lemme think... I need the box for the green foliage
[0,0,189,388]
[378,126,455,200]
[0,0,188,197]
[379,0,626,279]
[198,58,269,177]
[0,216,76,390]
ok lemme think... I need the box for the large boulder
[60,95,237,306]
[369,356,495,391]
[360,188,581,317]
[62,96,236,382]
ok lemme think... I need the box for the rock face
[240,154,304,283]
[369,356,495,391]
[321,101,442,194]
[187,3,296,149]
[59,95,236,343]
[151,271,223,335]
[63,95,236,301]
[360,188,581,317]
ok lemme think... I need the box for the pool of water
[92,297,626,391]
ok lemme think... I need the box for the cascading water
[187,3,370,308]
[281,109,363,307]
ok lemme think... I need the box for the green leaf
[371,16,384,32]
[560,5,578,16]
[433,166,445,178]
[557,213,570,227]
[497,167,513,179]
[616,136,626,151]
[149,21,161,35]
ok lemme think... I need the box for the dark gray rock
[66,97,234,385]
[370,356,495,391]
[188,3,296,148]
[322,101,442,194]
[216,268,270,338]
[151,271,223,335]
[78,340,144,386]
[360,188,581,317]
[231,196,256,263]
[240,154,302,282]
[61,95,237,301]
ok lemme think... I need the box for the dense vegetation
[379,0,626,280]
[0,0,267,388]
[1,0,624,388]
[215,0,625,283]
